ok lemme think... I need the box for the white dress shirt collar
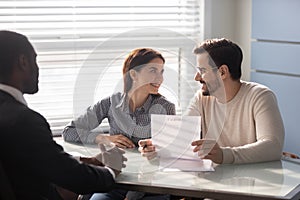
[0,83,27,106]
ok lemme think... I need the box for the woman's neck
[127,90,149,112]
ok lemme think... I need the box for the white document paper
[151,114,214,172]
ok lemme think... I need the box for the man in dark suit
[0,30,126,199]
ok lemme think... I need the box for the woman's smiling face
[131,57,164,95]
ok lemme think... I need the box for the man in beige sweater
[139,38,284,164]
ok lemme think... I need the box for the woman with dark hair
[62,48,175,148]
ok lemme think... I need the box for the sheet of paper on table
[151,114,214,172]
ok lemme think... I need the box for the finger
[191,140,204,146]
[145,139,153,146]
[118,136,135,148]
[98,143,106,152]
[192,145,202,152]
[138,145,154,153]
[122,156,128,161]
[121,139,135,148]
[138,140,146,147]
[138,146,144,153]
[114,142,127,149]
[138,139,152,147]
[144,145,155,152]
[122,163,126,168]
[138,139,147,147]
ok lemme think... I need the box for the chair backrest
[0,160,15,200]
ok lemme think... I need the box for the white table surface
[54,137,300,200]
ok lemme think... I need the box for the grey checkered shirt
[62,92,175,145]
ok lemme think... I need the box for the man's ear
[218,65,229,79]
[17,54,28,71]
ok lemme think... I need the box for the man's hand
[191,139,223,164]
[138,139,157,160]
[79,156,104,167]
[96,134,135,149]
[97,143,127,175]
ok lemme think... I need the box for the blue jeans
[90,189,170,200]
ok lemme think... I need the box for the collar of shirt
[115,93,153,114]
[115,93,127,110]
[0,83,27,106]
[137,94,152,113]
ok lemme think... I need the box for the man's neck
[225,80,242,102]
[0,78,23,93]
[0,83,27,105]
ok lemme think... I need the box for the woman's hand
[96,134,135,148]
[138,139,157,160]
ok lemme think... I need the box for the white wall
[203,0,252,81]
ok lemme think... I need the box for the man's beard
[200,80,210,96]
[202,90,210,96]
[201,79,221,96]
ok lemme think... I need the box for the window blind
[0,0,202,135]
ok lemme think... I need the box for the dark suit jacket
[0,90,115,199]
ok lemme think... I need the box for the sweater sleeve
[222,90,285,164]
[185,90,201,116]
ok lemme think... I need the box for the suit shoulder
[0,100,48,127]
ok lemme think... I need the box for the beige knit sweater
[186,81,284,164]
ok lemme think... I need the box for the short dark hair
[193,38,243,80]
[123,48,165,93]
[0,30,34,81]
